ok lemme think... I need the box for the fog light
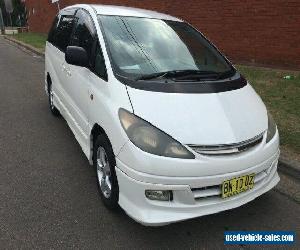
[145,190,172,201]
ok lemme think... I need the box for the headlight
[119,109,195,159]
[266,112,277,143]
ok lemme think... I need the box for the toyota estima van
[45,4,280,225]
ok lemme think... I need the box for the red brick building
[24,0,300,69]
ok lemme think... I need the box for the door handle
[66,68,71,76]
[62,64,71,76]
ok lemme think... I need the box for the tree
[11,0,27,26]
[0,0,27,27]
[0,0,9,26]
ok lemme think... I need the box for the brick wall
[25,0,300,69]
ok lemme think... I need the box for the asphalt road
[0,37,299,250]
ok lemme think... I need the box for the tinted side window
[54,15,75,52]
[48,15,59,44]
[71,9,95,62]
[94,42,108,81]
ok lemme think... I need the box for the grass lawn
[237,65,300,158]
[9,32,47,50]
[6,33,300,158]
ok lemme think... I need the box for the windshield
[98,15,233,81]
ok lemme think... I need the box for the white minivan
[45,4,280,225]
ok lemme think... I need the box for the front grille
[191,164,273,201]
[188,133,264,156]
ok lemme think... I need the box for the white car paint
[127,84,268,145]
[45,4,280,226]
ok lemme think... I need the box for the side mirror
[65,46,89,67]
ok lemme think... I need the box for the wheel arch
[90,123,109,165]
[46,72,51,94]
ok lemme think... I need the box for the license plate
[222,173,255,198]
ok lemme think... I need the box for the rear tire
[48,83,60,117]
[93,134,119,209]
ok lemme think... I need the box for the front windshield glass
[98,15,233,80]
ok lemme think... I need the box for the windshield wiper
[136,70,217,81]
[136,69,235,81]
[136,71,171,81]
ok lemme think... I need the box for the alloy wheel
[96,146,112,198]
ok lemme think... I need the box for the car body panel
[116,130,279,177]
[116,159,280,226]
[127,84,267,145]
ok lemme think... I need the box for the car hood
[126,84,267,145]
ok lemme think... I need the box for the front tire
[93,134,119,209]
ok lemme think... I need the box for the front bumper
[116,150,280,226]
